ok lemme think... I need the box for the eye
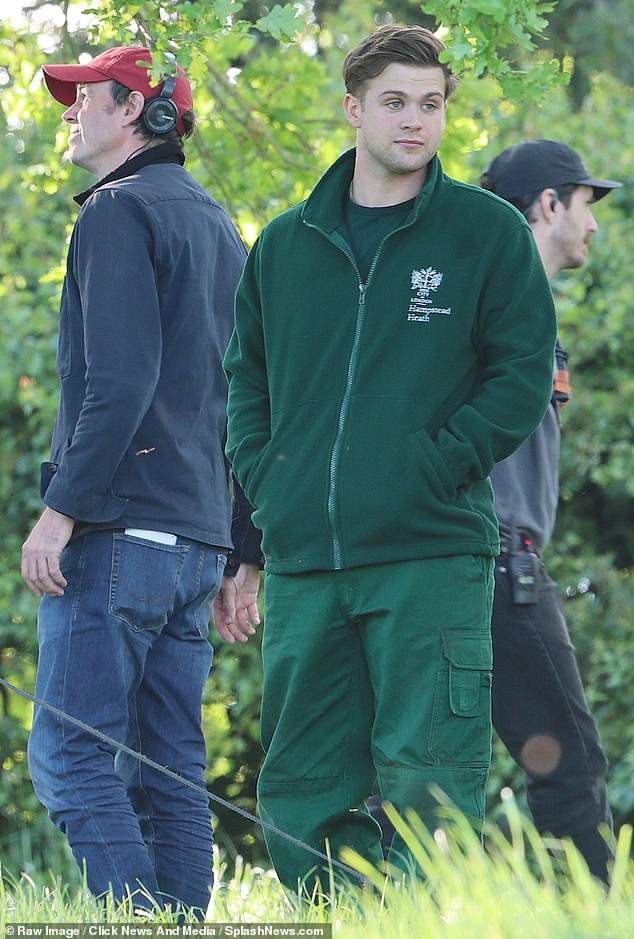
[386,99,403,110]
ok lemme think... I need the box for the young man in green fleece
[223,25,557,893]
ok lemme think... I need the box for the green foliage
[203,629,266,862]
[183,31,347,236]
[82,0,308,76]
[254,4,304,41]
[537,0,634,107]
[421,0,568,100]
[0,23,81,878]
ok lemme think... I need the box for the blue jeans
[28,530,226,914]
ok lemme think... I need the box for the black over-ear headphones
[141,53,179,135]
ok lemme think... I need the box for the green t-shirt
[342,195,416,282]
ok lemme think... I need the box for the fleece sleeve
[223,236,273,504]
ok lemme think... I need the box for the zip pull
[359,283,367,305]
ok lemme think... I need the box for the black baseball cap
[483,139,622,202]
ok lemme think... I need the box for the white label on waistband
[124,529,178,545]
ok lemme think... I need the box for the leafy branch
[421,0,569,100]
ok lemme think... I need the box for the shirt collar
[74,141,185,206]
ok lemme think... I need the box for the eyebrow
[378,89,445,100]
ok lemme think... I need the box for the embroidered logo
[408,267,451,322]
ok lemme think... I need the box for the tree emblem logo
[411,267,444,304]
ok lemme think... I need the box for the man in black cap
[480,138,622,883]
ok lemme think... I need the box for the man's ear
[122,90,145,126]
[540,188,559,221]
[343,92,362,129]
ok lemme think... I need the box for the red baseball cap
[41,45,193,137]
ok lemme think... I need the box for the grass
[1,801,632,937]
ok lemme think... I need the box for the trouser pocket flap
[442,632,492,718]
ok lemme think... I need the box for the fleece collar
[301,147,443,233]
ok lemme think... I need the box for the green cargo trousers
[257,555,494,892]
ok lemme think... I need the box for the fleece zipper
[305,222,412,568]
[327,278,366,568]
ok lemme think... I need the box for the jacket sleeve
[224,474,263,576]
[43,191,168,521]
[432,222,557,490]
[223,236,272,503]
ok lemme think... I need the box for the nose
[400,105,421,129]
[62,101,79,124]
[587,209,599,234]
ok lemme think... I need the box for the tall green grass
[2,802,632,937]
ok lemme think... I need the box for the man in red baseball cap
[23,45,260,917]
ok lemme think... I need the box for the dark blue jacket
[43,146,248,551]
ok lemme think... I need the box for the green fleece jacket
[225,149,557,573]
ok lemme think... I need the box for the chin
[66,144,81,165]
[562,251,586,271]
[69,152,92,172]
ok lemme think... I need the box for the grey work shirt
[491,400,560,553]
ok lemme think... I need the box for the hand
[213,562,261,643]
[21,506,75,597]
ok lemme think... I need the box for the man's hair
[480,176,576,220]
[110,80,195,151]
[343,25,459,100]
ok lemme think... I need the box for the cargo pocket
[428,630,493,767]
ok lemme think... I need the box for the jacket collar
[301,147,443,233]
[74,141,185,206]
